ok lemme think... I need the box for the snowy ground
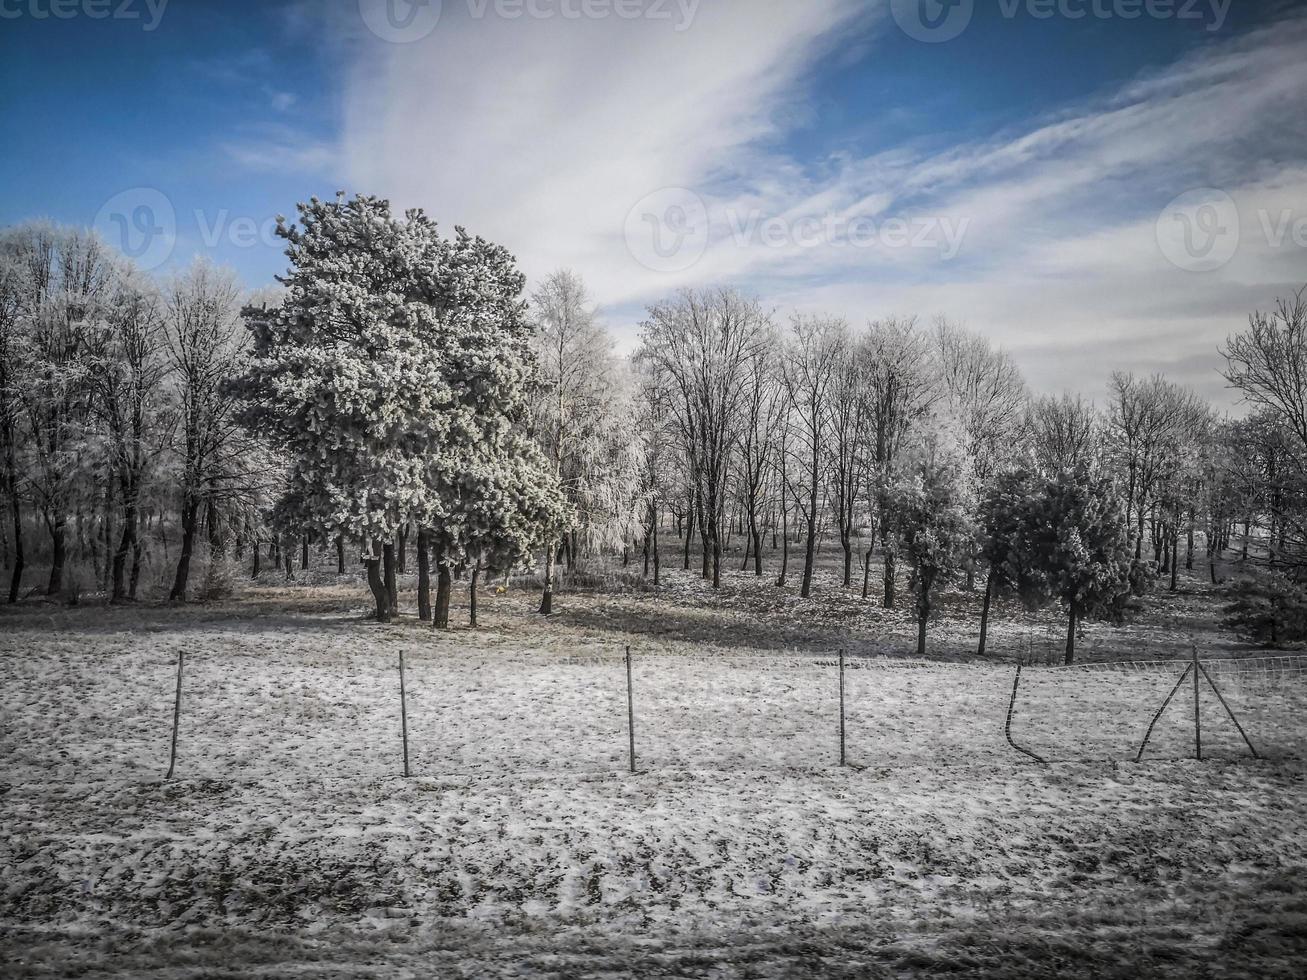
[2,561,1306,976]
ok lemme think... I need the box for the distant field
[2,576,1306,977]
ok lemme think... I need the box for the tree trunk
[301,534,309,571]
[469,558,480,627]
[1169,527,1179,592]
[383,541,398,616]
[416,529,432,622]
[1064,600,1078,665]
[129,540,141,600]
[977,567,995,657]
[252,539,261,578]
[205,498,223,558]
[398,524,408,574]
[776,494,789,587]
[365,548,388,622]
[169,498,198,601]
[652,505,660,587]
[433,553,452,629]
[44,513,67,597]
[336,535,345,574]
[750,510,762,578]
[111,496,137,601]
[882,551,896,610]
[841,533,852,588]
[8,495,24,604]
[800,512,817,599]
[861,543,873,600]
[916,584,929,658]
[539,541,555,615]
[683,506,693,571]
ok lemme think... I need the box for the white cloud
[336,4,1307,404]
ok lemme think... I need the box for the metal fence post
[1005,664,1047,764]
[399,650,411,778]
[838,649,847,767]
[165,650,184,780]
[1192,645,1202,762]
[625,645,636,773]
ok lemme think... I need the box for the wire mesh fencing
[1011,654,1307,762]
[3,642,1304,783]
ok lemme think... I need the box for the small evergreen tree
[890,453,974,658]
[1024,467,1135,663]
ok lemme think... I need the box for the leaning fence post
[165,650,184,780]
[625,645,637,773]
[838,649,847,767]
[1192,644,1202,762]
[1135,663,1193,762]
[1004,664,1047,764]
[399,650,411,778]
[1196,661,1260,760]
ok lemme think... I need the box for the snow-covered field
[3,576,1306,976]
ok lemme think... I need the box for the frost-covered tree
[639,288,770,588]
[529,269,627,602]
[779,314,844,598]
[6,224,113,595]
[164,260,259,601]
[888,446,974,658]
[1025,393,1099,475]
[857,318,939,607]
[85,269,171,600]
[976,468,1040,657]
[239,193,563,624]
[1023,467,1135,664]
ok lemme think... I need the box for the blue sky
[2,0,1305,401]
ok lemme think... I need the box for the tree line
[1,195,1304,655]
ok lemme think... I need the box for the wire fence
[2,646,1304,783]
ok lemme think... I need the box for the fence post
[1135,663,1193,763]
[399,650,411,778]
[838,649,847,767]
[1004,664,1047,764]
[165,650,184,780]
[1196,661,1260,760]
[1192,644,1202,762]
[625,645,637,773]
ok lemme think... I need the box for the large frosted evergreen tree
[238,193,564,623]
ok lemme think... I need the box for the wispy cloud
[336,3,1307,404]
